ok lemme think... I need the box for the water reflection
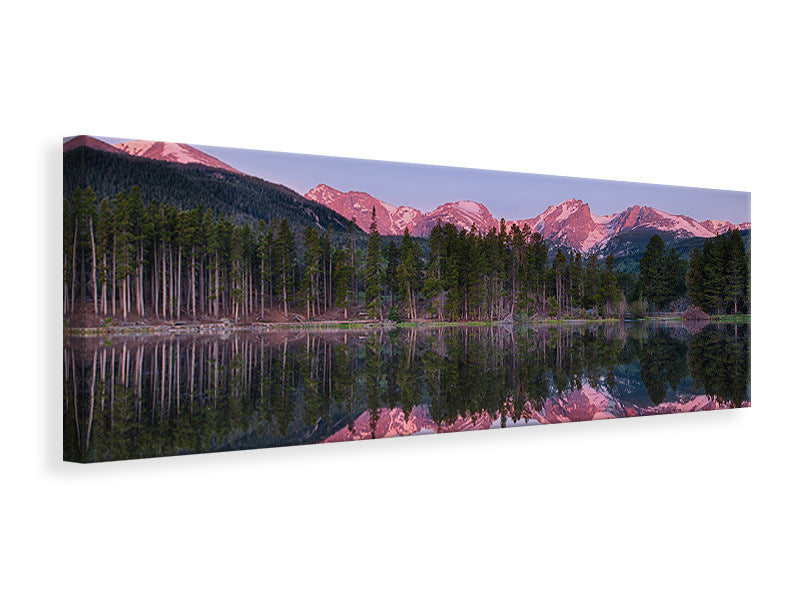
[64,323,750,462]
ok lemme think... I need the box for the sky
[97,137,751,223]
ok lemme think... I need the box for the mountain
[113,139,242,174]
[509,198,608,252]
[701,219,753,235]
[65,137,749,256]
[63,143,354,238]
[63,135,126,155]
[305,184,421,235]
[304,185,498,236]
[306,185,750,257]
[605,205,717,239]
[509,201,737,254]
[410,200,498,236]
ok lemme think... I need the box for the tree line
[65,187,630,324]
[686,229,750,314]
[632,231,750,315]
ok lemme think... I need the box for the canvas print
[63,136,751,463]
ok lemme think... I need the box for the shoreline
[63,314,750,337]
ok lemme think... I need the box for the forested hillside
[604,228,750,274]
[63,147,354,236]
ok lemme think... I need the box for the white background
[2,1,797,598]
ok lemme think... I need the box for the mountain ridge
[62,144,354,238]
[305,184,750,253]
[63,135,126,155]
[63,137,749,254]
[113,139,242,174]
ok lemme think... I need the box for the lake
[63,322,750,462]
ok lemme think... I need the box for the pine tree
[527,232,548,315]
[203,210,220,317]
[639,234,666,310]
[113,190,137,320]
[384,240,400,308]
[568,252,582,310]
[423,223,446,320]
[440,224,464,320]
[686,245,709,311]
[724,229,747,314]
[347,217,358,305]
[584,254,600,311]
[662,248,687,307]
[467,228,488,319]
[594,254,622,316]
[398,229,420,320]
[364,207,383,319]
[333,246,354,318]
[96,197,114,316]
[706,235,726,314]
[319,229,332,312]
[686,231,750,315]
[275,219,296,318]
[551,250,568,311]
[301,226,322,319]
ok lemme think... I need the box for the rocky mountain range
[63,136,749,254]
[305,184,750,253]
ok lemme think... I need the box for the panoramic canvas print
[63,136,751,463]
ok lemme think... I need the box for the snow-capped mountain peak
[113,139,241,173]
[304,184,749,252]
[64,136,749,253]
[411,200,499,236]
[303,186,499,237]
[701,219,752,235]
[508,199,608,252]
[304,185,422,235]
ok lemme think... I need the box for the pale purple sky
[97,136,751,223]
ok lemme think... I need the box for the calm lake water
[63,322,750,462]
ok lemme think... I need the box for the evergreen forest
[64,182,750,326]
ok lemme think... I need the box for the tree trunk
[176,247,182,318]
[71,217,78,315]
[282,254,288,319]
[89,216,98,315]
[162,241,167,318]
[121,277,127,320]
[191,248,196,319]
[214,250,219,318]
[102,254,108,316]
[261,256,265,316]
[138,242,145,316]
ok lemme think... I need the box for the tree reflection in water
[64,322,750,462]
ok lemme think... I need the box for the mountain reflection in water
[64,322,750,462]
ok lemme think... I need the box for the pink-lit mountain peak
[304,185,500,237]
[305,185,750,252]
[413,199,499,236]
[606,205,716,239]
[508,198,609,252]
[66,135,749,251]
[113,139,241,174]
[701,219,753,235]
[63,135,126,155]
[305,184,422,236]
